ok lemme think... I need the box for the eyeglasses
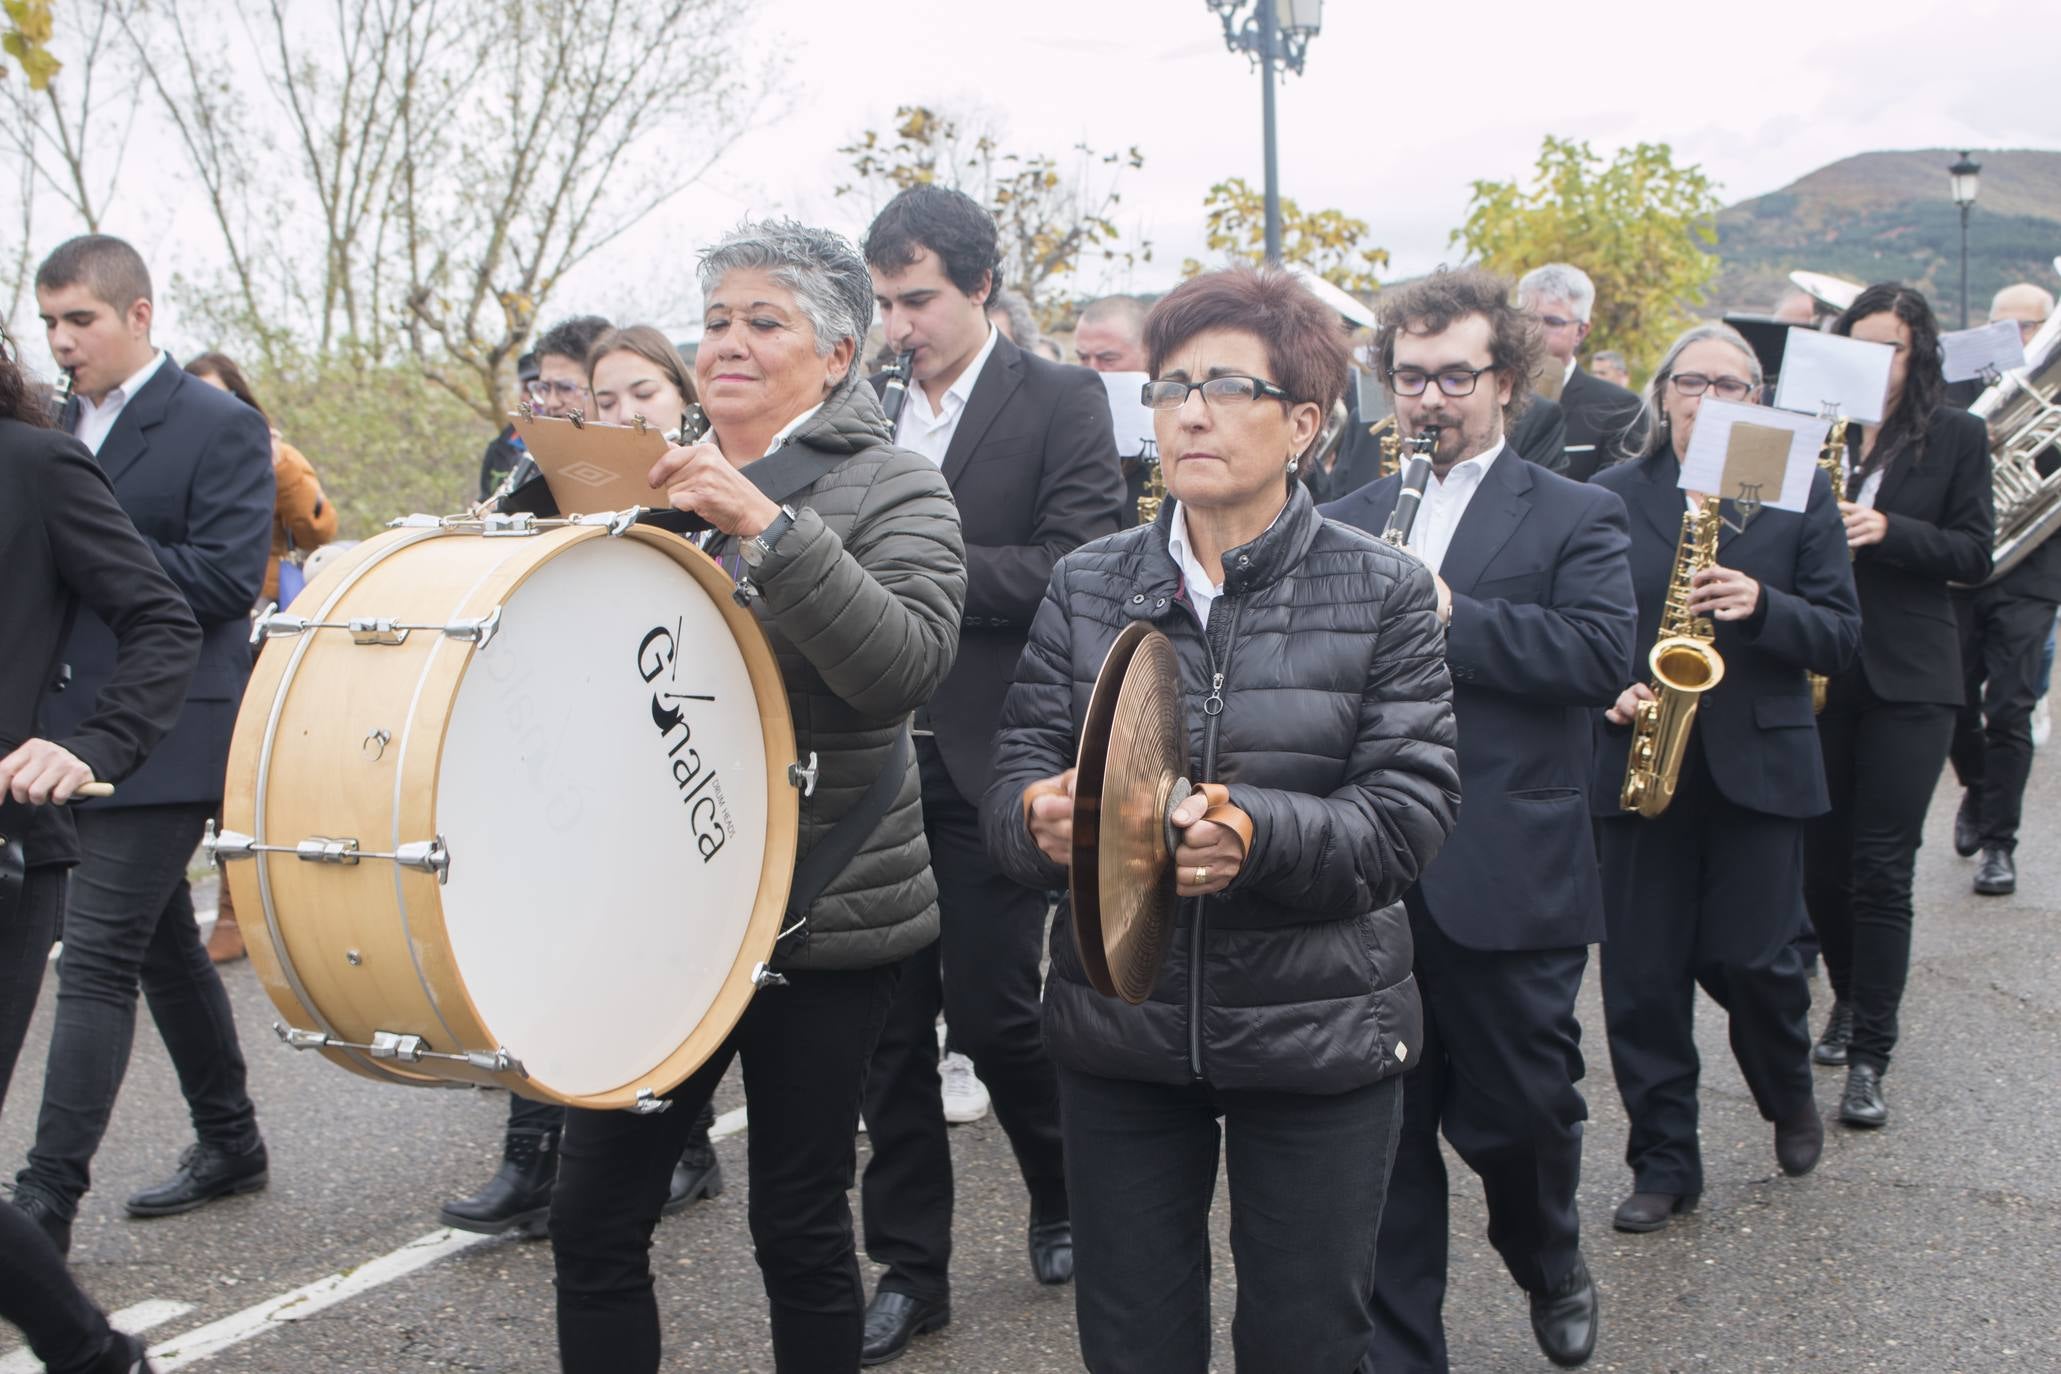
[1142,375,1292,410]
[526,379,589,403]
[1387,365,1496,398]
[1668,372,1756,401]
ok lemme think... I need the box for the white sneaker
[2033,695,2051,749]
[939,1051,991,1124]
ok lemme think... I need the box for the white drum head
[435,536,772,1097]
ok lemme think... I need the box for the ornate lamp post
[1207,0,1324,265]
[1948,151,1982,329]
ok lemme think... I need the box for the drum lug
[787,752,819,798]
[630,1089,673,1115]
[296,836,363,866]
[205,821,256,864]
[251,604,309,644]
[348,619,411,646]
[441,606,502,651]
[750,962,788,990]
[463,1046,525,1076]
[274,1022,333,1052]
[394,837,452,884]
[368,1030,429,1062]
[388,513,447,529]
[480,512,541,537]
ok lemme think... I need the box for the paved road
[4,762,2058,1372]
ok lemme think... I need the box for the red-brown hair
[1144,266,1350,410]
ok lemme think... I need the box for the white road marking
[0,1301,194,1373]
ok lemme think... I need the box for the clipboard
[511,411,679,514]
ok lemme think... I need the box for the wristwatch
[741,505,799,569]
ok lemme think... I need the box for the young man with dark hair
[16,234,276,1254]
[856,184,1124,1364]
[1324,268,1637,1373]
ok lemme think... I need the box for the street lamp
[1208,0,1324,265]
[1949,150,1981,329]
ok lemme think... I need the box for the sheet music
[1678,400,1828,514]
[1940,320,2027,384]
[1772,329,1894,424]
[1100,371,1156,458]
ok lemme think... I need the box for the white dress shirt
[765,402,822,458]
[1408,440,1505,576]
[72,349,168,456]
[1167,501,1224,629]
[894,324,1000,468]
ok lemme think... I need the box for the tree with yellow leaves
[1,0,59,89]
[1181,177,1387,300]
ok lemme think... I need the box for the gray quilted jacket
[716,381,966,971]
[982,483,1458,1092]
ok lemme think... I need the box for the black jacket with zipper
[982,481,1459,1093]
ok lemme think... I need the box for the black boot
[1811,1002,1853,1067]
[90,1330,156,1373]
[1974,846,2017,895]
[663,1100,724,1216]
[439,1126,558,1237]
[1953,790,1982,857]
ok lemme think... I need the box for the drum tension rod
[251,604,503,651]
[787,752,819,797]
[206,822,451,884]
[273,1022,522,1076]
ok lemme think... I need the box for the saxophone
[1621,499,1726,818]
[1807,417,1850,713]
[1136,443,1166,525]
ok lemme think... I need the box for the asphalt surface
[3,760,2058,1373]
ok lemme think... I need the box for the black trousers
[1057,1064,1401,1374]
[552,963,898,1374]
[0,867,65,1120]
[1805,671,1957,1073]
[17,805,260,1216]
[1371,906,1588,1374]
[859,738,1066,1302]
[1951,586,2058,852]
[0,1195,118,1374]
[1597,749,1815,1196]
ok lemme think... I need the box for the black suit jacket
[1509,393,1569,474]
[42,358,274,808]
[1590,453,1860,819]
[1,419,200,866]
[1560,365,1644,482]
[1322,448,1636,951]
[1845,407,1994,704]
[872,332,1123,801]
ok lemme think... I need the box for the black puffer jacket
[982,483,1460,1093]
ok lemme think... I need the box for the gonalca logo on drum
[638,623,737,863]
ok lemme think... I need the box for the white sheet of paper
[1772,328,1894,424]
[1939,320,2028,384]
[1677,400,1829,514]
[1101,371,1156,458]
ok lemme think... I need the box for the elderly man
[1518,264,1643,481]
[1988,282,2053,346]
[1072,294,1149,373]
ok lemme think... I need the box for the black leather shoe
[90,1330,156,1374]
[1775,1106,1824,1176]
[1028,1218,1073,1285]
[124,1140,268,1218]
[439,1127,556,1237]
[1529,1254,1599,1367]
[1954,790,1982,857]
[10,1189,72,1258]
[1974,847,2017,895]
[1611,1190,1698,1233]
[860,1290,949,1366]
[663,1146,724,1215]
[1839,1063,1888,1128]
[1812,1002,1853,1067]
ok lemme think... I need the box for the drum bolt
[787,753,819,798]
[750,962,789,989]
[346,949,362,966]
[630,1090,673,1115]
[362,728,391,761]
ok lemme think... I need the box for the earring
[1286,454,1300,473]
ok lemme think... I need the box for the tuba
[1969,312,2061,584]
[1622,499,1726,818]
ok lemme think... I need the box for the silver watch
[741,505,799,568]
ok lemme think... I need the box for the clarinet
[49,365,75,425]
[880,351,916,428]
[1380,430,1439,548]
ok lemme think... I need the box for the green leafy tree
[1453,136,1721,377]
[1180,177,1388,299]
[836,105,1149,328]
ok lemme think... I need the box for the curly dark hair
[1373,267,1541,428]
[1144,266,1350,411]
[862,185,1001,303]
[0,328,55,427]
[534,314,614,365]
[1834,283,1944,482]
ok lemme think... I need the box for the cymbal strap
[1193,782,1253,857]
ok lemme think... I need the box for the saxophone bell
[1621,500,1726,818]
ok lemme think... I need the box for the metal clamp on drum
[207,822,451,883]
[788,752,819,797]
[251,604,503,651]
[273,1022,522,1076]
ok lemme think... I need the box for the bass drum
[219,520,799,1111]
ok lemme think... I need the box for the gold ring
[1192,866,1208,885]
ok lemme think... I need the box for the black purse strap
[779,726,913,947]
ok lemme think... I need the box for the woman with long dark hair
[1805,284,1993,1129]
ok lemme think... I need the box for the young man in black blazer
[857,185,1123,1363]
[1519,264,1644,481]
[1323,269,1635,1373]
[15,235,275,1250]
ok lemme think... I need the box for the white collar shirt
[765,402,822,458]
[72,349,168,456]
[1166,500,1223,629]
[1408,440,1505,576]
[894,324,999,468]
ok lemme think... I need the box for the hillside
[1708,148,2061,318]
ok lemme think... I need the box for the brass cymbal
[1071,622,1188,1005]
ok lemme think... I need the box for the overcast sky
[17,0,2056,361]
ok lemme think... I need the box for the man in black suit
[16,235,275,1249]
[1321,269,1635,1373]
[858,185,1123,1362]
[1518,264,1644,481]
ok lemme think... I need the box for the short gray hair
[697,219,873,390]
[1516,263,1596,321]
[1625,321,1763,462]
[986,287,1041,349]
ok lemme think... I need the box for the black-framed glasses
[1387,365,1496,398]
[1141,375,1292,410]
[1668,372,1755,401]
